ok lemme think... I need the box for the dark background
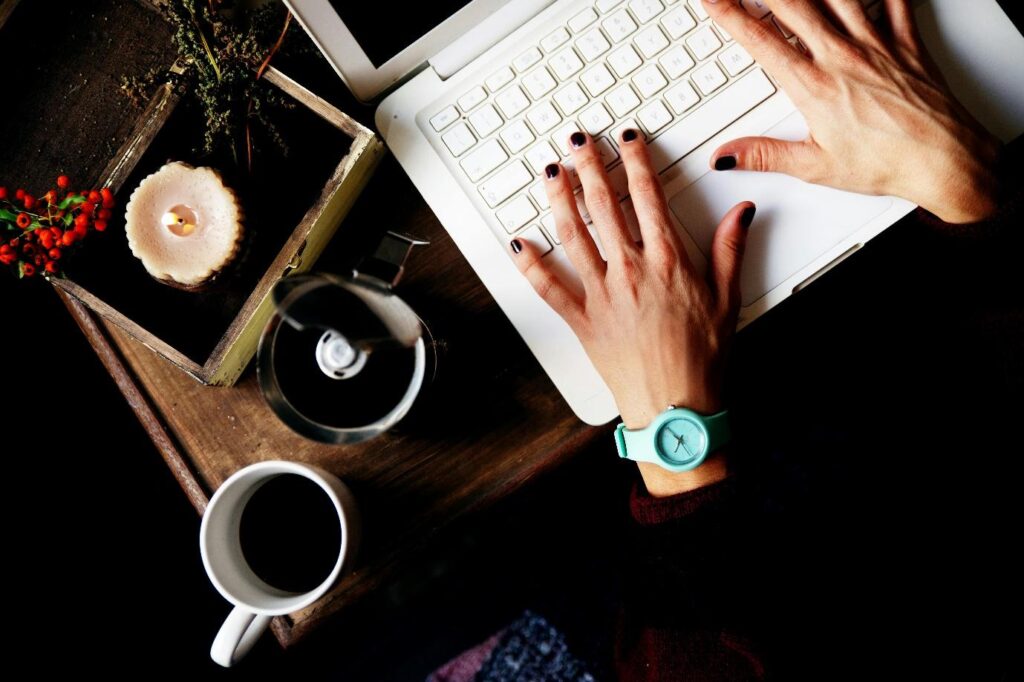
[3,1,1023,679]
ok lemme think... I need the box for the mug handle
[210,606,272,667]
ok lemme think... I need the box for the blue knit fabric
[473,611,596,682]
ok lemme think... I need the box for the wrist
[638,450,729,497]
[923,137,1002,224]
[619,389,721,430]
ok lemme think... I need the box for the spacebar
[649,69,777,174]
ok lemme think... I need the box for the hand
[509,130,754,495]
[703,0,1002,224]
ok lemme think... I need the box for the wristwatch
[614,406,731,472]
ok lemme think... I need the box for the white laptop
[285,0,1024,424]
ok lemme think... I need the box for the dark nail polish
[621,128,639,143]
[740,206,756,229]
[570,132,587,148]
[715,155,738,171]
[511,239,523,254]
[545,163,560,179]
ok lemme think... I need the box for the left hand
[509,130,754,494]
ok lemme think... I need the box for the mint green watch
[614,406,731,472]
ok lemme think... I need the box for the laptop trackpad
[668,112,893,307]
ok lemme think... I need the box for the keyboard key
[597,0,625,13]
[610,118,645,146]
[719,43,754,76]
[606,82,642,116]
[634,25,670,59]
[549,48,585,80]
[594,136,621,166]
[527,101,563,134]
[441,122,476,156]
[569,7,599,33]
[553,82,589,115]
[688,0,709,21]
[429,106,459,132]
[461,139,508,182]
[522,67,557,99]
[457,86,487,112]
[485,67,514,92]
[517,224,553,256]
[603,9,638,42]
[687,26,722,61]
[541,26,571,53]
[580,63,616,96]
[579,102,615,135]
[632,63,668,97]
[513,47,543,73]
[500,119,536,153]
[715,21,733,42]
[608,44,643,77]
[524,140,560,173]
[479,161,532,207]
[659,45,696,79]
[664,80,700,114]
[576,28,611,61]
[637,99,673,133]
[551,121,583,155]
[495,85,531,118]
[693,62,727,95]
[629,0,664,24]
[496,195,538,233]
[647,69,776,173]
[468,104,503,137]
[661,6,697,39]
[740,0,771,20]
[529,181,550,210]
[541,213,560,244]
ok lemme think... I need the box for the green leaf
[63,213,74,227]
[57,195,87,210]
[0,208,17,221]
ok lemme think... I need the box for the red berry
[23,194,35,209]
[49,248,62,260]
[80,202,95,216]
[74,224,88,238]
[62,232,76,246]
[45,261,59,274]
[0,187,7,199]
[15,189,25,200]
[34,254,44,266]
[16,213,31,229]
[50,226,62,238]
[87,190,101,204]
[75,213,90,229]
[39,234,54,250]
[56,175,70,189]
[0,253,14,266]
[22,243,36,255]
[0,245,9,255]
[9,238,19,247]
[44,190,57,205]
[93,219,108,232]
[98,208,112,220]
[100,187,114,203]
[22,262,36,277]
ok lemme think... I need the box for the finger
[616,127,688,260]
[819,0,883,48]
[702,0,816,93]
[709,202,755,314]
[882,0,923,55]
[509,237,583,324]
[710,136,824,182]
[760,0,846,55]
[543,162,605,286]
[568,131,635,259]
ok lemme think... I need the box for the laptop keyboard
[426,0,885,258]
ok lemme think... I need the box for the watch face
[656,417,707,467]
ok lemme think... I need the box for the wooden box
[2,0,384,386]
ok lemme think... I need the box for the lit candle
[125,162,244,288]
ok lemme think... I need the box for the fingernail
[621,128,639,143]
[545,163,560,179]
[570,132,587,149]
[715,155,737,171]
[511,239,523,254]
[741,206,756,229]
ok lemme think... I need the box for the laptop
[284,0,1024,424]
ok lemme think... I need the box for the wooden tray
[1,0,384,386]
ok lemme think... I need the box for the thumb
[710,202,755,315]
[711,137,822,180]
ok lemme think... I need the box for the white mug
[199,461,360,667]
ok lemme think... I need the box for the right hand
[703,0,1002,224]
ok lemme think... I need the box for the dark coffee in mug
[239,474,342,594]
